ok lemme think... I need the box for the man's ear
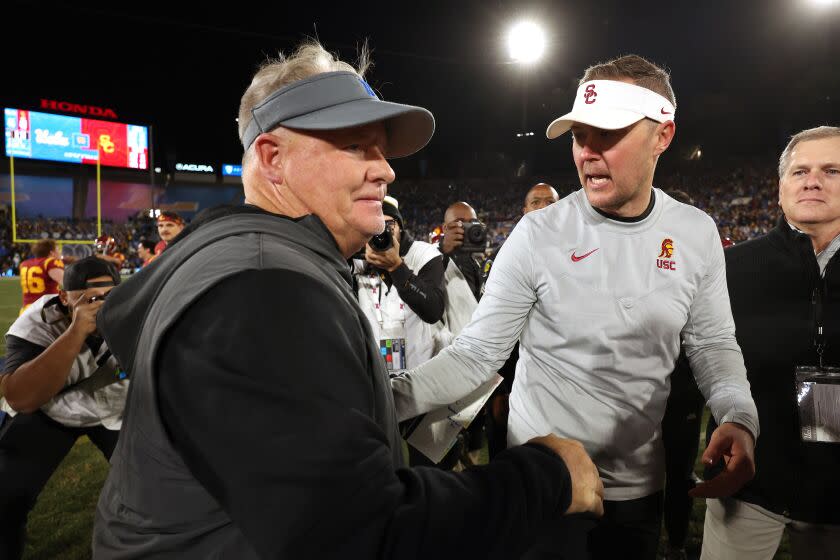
[252,131,287,184]
[59,290,70,307]
[653,120,676,157]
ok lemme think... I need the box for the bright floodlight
[809,0,839,6]
[508,21,546,64]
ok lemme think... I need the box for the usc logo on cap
[583,84,598,104]
[657,238,676,271]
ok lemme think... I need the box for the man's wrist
[63,325,90,349]
[723,421,756,446]
[386,258,404,273]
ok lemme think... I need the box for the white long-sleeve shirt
[392,188,759,500]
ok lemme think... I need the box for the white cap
[546,80,676,139]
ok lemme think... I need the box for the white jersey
[2,294,128,429]
[392,188,759,500]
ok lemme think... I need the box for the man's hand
[441,220,464,255]
[689,422,756,498]
[365,235,403,272]
[529,434,604,517]
[68,293,106,340]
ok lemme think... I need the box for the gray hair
[238,41,370,164]
[779,126,840,178]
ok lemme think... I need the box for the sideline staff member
[392,55,759,560]
[0,256,124,559]
[93,42,603,559]
[701,126,840,560]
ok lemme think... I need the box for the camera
[369,221,395,252]
[460,220,488,253]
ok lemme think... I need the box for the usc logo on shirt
[657,238,676,271]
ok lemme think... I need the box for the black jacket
[708,219,840,523]
[94,205,574,559]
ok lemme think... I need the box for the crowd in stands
[0,213,157,275]
[392,162,781,249]
[0,162,781,275]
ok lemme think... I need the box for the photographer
[0,256,126,560]
[439,201,486,300]
[355,196,445,371]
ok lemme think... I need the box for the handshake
[529,434,605,517]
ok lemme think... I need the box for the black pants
[521,491,664,560]
[0,411,119,560]
[661,355,705,551]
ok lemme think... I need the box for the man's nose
[577,140,602,161]
[370,146,396,185]
[803,170,823,189]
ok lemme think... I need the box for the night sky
[6,0,840,179]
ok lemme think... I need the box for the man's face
[279,122,395,253]
[524,186,559,214]
[60,275,116,312]
[389,220,401,242]
[571,118,663,215]
[779,137,840,229]
[157,220,183,243]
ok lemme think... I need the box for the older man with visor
[392,55,759,560]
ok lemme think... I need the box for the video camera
[459,220,488,254]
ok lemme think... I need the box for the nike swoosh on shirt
[571,249,599,262]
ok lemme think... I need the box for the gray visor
[242,71,435,158]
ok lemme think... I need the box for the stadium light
[809,0,839,5]
[507,21,546,64]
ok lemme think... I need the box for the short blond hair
[778,126,840,178]
[238,41,370,160]
[581,54,676,109]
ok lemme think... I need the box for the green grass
[23,438,110,560]
[0,276,790,559]
[0,277,23,355]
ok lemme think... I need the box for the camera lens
[466,221,487,244]
[369,223,394,251]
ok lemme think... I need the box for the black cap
[63,256,121,291]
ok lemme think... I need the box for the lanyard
[812,282,827,369]
[369,273,406,328]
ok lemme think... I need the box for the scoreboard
[4,108,149,170]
